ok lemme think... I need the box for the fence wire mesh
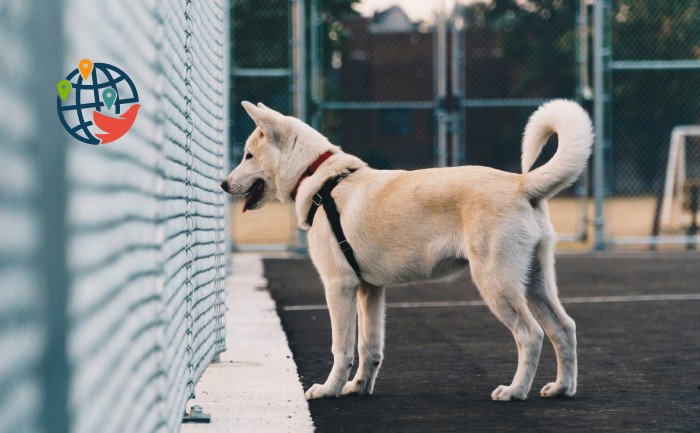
[311,1,587,242]
[228,0,298,249]
[66,0,229,431]
[456,1,580,168]
[313,2,436,170]
[458,1,588,242]
[0,0,229,432]
[224,0,700,251]
[231,0,292,158]
[606,0,700,246]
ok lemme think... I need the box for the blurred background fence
[603,0,700,247]
[229,0,700,251]
[0,1,229,433]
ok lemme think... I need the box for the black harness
[305,171,362,277]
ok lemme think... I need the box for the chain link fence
[226,0,699,250]
[311,1,436,170]
[603,0,700,247]
[310,1,588,243]
[226,0,700,251]
[228,0,300,250]
[454,1,588,242]
[226,0,594,250]
[0,1,229,432]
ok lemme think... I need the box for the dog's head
[221,101,332,211]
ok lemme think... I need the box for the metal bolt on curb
[183,405,211,423]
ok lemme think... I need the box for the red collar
[291,151,334,201]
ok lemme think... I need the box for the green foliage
[230,0,699,192]
[612,0,699,61]
[319,0,360,19]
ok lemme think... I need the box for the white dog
[222,100,593,401]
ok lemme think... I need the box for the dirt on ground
[230,196,696,250]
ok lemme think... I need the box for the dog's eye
[245,152,253,160]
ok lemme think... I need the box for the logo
[57,58,140,145]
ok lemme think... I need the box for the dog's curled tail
[521,99,593,200]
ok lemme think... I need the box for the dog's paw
[341,379,371,396]
[491,385,528,401]
[305,383,340,400]
[540,381,575,398]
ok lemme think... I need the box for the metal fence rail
[0,0,229,432]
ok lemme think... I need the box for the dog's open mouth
[243,178,265,212]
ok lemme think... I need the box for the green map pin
[102,87,117,110]
[57,80,72,102]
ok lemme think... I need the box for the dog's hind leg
[526,206,577,397]
[469,252,544,401]
[342,283,385,396]
[305,277,358,399]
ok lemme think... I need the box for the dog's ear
[256,102,286,119]
[242,101,282,140]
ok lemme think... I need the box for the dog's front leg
[342,283,385,396]
[305,277,358,399]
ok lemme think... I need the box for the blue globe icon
[57,63,139,145]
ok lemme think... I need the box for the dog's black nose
[220,180,229,192]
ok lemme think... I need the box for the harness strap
[305,171,361,277]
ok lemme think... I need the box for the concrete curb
[181,253,314,433]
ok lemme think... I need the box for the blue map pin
[102,87,117,110]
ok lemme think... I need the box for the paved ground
[182,254,312,433]
[264,252,700,432]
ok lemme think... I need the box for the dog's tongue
[242,195,251,213]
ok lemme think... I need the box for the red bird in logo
[92,104,141,144]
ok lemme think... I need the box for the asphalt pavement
[265,252,700,433]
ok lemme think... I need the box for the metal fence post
[593,0,611,250]
[292,0,307,122]
[575,0,592,242]
[310,0,321,131]
[293,0,309,252]
[434,0,448,168]
[450,9,466,166]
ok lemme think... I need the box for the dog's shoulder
[295,152,367,229]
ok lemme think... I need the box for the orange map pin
[78,58,93,81]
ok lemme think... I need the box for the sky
[353,0,475,23]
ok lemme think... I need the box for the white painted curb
[181,253,314,433]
